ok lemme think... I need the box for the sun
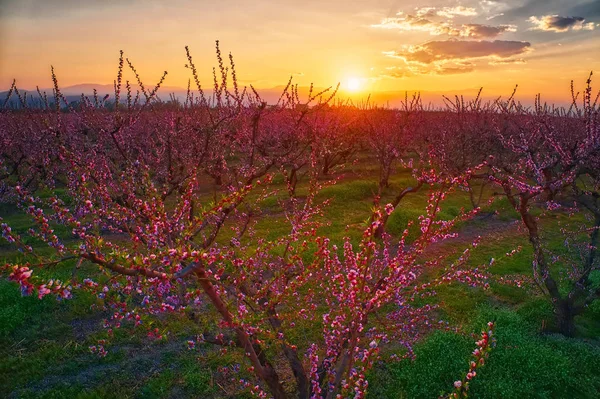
[346,77,362,92]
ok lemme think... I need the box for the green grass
[368,305,600,399]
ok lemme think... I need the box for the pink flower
[385,203,394,215]
[38,285,51,299]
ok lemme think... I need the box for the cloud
[461,24,517,38]
[479,0,506,11]
[396,6,478,19]
[385,39,531,65]
[371,13,458,35]
[437,6,478,18]
[372,14,516,38]
[486,13,504,20]
[416,7,438,18]
[479,0,509,19]
[528,15,596,32]
[381,39,530,76]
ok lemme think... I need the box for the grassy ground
[1,157,600,398]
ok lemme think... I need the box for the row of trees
[1,43,598,397]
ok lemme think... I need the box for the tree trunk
[213,173,222,186]
[288,167,299,197]
[555,300,576,337]
[195,267,288,398]
[467,183,477,210]
[512,191,577,338]
[322,160,330,176]
[268,310,309,399]
[379,163,391,191]
[373,183,423,238]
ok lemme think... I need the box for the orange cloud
[371,12,516,39]
[387,40,531,65]
[382,39,531,75]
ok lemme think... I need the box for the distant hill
[1,83,552,109]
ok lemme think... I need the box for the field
[1,59,600,399]
[2,163,600,398]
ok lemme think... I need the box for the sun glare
[346,77,362,92]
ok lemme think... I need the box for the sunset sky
[0,0,598,103]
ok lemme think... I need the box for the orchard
[1,44,599,398]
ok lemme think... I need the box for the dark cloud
[462,24,517,38]
[387,39,531,64]
[529,15,595,32]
